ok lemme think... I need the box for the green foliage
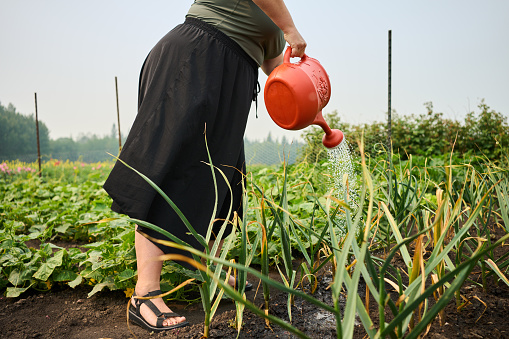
[235,160,333,265]
[0,163,116,241]
[369,147,509,338]
[49,138,79,160]
[463,100,509,160]
[0,102,50,158]
[0,221,87,297]
[0,161,138,297]
[300,100,509,163]
[390,102,465,157]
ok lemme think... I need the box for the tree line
[5,99,506,165]
[0,102,50,158]
[0,102,123,162]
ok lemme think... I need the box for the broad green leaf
[6,283,34,298]
[54,223,71,234]
[87,281,115,297]
[116,269,136,282]
[53,270,79,282]
[33,249,65,281]
[68,275,83,288]
[8,268,34,286]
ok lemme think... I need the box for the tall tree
[0,102,50,158]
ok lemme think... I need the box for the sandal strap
[144,290,163,297]
[156,316,165,328]
[142,299,164,317]
[132,290,172,318]
[132,290,163,304]
[132,291,142,310]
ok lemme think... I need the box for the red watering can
[264,46,344,149]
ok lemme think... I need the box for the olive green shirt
[187,0,285,66]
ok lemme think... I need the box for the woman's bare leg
[133,228,187,327]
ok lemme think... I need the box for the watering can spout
[312,111,345,149]
[322,129,345,149]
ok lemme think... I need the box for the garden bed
[1,267,508,338]
[2,153,509,339]
[1,226,508,339]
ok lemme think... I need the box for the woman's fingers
[284,29,307,57]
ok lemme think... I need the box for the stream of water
[327,139,359,234]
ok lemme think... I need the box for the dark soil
[2,227,509,338]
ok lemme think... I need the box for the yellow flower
[124,288,134,298]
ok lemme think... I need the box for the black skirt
[103,17,258,257]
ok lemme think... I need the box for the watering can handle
[283,46,307,64]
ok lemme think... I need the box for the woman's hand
[284,28,306,57]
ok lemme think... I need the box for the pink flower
[73,166,77,170]
[92,167,96,170]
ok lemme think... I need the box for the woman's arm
[261,51,284,76]
[252,0,307,57]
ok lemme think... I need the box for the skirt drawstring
[253,80,261,118]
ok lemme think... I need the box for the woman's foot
[130,289,187,329]
[227,275,253,291]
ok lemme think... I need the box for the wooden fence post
[34,93,42,177]
[115,76,122,154]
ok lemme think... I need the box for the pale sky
[1,1,508,142]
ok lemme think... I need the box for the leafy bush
[299,100,508,163]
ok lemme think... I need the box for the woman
[103,0,306,332]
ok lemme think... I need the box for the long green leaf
[381,202,412,266]
[486,258,509,286]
